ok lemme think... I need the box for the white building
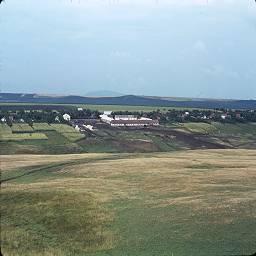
[75,125,80,131]
[221,114,227,120]
[99,114,114,124]
[55,116,60,122]
[77,108,83,111]
[1,117,6,123]
[115,115,137,121]
[63,113,71,121]
[103,111,112,115]
[83,124,94,131]
[100,114,159,127]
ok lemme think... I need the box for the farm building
[55,116,60,122]
[63,113,71,121]
[221,114,227,120]
[115,115,137,120]
[71,119,99,125]
[1,117,7,123]
[99,114,113,124]
[70,119,99,132]
[100,114,159,127]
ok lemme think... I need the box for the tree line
[0,108,256,126]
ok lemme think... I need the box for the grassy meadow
[0,102,193,112]
[182,122,256,136]
[1,122,256,154]
[1,150,256,256]
[0,124,48,142]
[50,124,85,142]
[0,123,86,154]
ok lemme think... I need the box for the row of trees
[113,109,256,123]
[1,108,256,125]
[0,109,101,126]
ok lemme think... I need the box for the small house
[1,117,6,123]
[63,113,71,122]
[55,116,60,122]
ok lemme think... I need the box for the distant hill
[0,93,255,110]
[85,90,123,97]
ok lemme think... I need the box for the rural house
[63,113,71,121]
[100,113,159,127]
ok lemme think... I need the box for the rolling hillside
[1,93,255,109]
[1,150,256,256]
[1,122,256,155]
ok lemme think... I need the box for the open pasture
[1,149,256,256]
[182,122,256,136]
[32,123,54,131]
[0,123,12,136]
[0,124,48,142]
[0,123,84,144]
[51,124,85,142]
[11,123,34,133]
[0,102,193,112]
[0,133,48,142]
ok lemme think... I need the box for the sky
[0,0,256,99]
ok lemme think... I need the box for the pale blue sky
[0,0,256,99]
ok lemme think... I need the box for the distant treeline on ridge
[0,93,256,110]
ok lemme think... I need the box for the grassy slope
[0,124,48,141]
[1,191,115,256]
[181,122,256,149]
[50,124,85,142]
[0,102,194,112]
[182,122,256,136]
[1,150,256,256]
[0,123,85,153]
[1,122,256,154]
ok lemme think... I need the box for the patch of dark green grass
[1,190,116,256]
[0,131,84,155]
[94,198,256,256]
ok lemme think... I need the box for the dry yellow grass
[3,149,256,208]
[0,153,108,172]
[1,149,256,256]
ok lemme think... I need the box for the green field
[1,150,256,256]
[0,123,85,145]
[181,122,217,134]
[0,124,48,142]
[1,122,256,154]
[0,102,195,112]
[11,123,34,133]
[0,133,48,142]
[0,123,12,136]
[182,122,256,136]
[32,123,54,131]
[50,124,85,142]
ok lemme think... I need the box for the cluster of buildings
[99,112,159,127]
[70,118,98,132]
[68,111,159,133]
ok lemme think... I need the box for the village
[1,106,256,126]
[68,111,159,133]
